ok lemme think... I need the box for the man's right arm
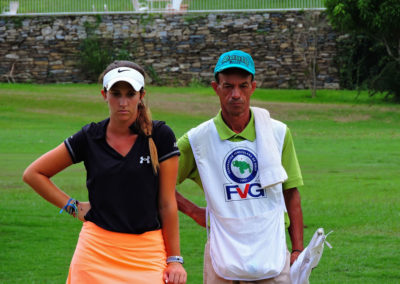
[175,191,206,227]
[176,133,206,228]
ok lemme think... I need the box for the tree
[293,11,328,98]
[325,0,400,101]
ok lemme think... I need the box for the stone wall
[0,12,339,89]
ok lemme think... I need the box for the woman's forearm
[23,169,70,208]
[159,203,181,256]
[158,156,181,256]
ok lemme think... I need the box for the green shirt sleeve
[176,132,203,188]
[282,127,304,190]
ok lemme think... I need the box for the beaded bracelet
[59,198,79,218]
[292,249,303,253]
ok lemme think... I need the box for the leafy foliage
[335,34,387,89]
[79,37,113,82]
[325,0,400,101]
[79,20,134,82]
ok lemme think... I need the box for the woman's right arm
[22,143,89,219]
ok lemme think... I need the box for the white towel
[251,106,288,188]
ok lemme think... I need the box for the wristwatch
[166,255,184,264]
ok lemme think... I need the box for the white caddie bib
[188,117,287,281]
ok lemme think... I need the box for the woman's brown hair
[100,61,159,175]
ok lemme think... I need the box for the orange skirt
[67,221,166,284]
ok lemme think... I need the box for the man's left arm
[280,126,304,265]
[283,187,304,265]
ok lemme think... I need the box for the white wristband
[166,255,184,264]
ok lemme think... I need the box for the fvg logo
[223,148,266,201]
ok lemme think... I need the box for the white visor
[103,67,145,91]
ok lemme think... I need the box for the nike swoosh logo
[118,69,130,73]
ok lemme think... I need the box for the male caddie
[176,50,304,283]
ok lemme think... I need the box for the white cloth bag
[290,228,333,284]
[208,196,287,281]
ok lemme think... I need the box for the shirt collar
[213,109,256,141]
[90,118,140,140]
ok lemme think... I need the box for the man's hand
[283,187,304,265]
[77,201,91,222]
[191,206,206,227]
[290,250,302,265]
[175,190,207,228]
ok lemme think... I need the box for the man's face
[212,72,256,118]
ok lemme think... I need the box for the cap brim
[215,63,255,76]
[106,77,143,92]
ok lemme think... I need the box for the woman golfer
[23,60,187,284]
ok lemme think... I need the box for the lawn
[0,83,399,283]
[1,0,325,14]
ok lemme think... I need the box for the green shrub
[325,0,400,102]
[79,20,133,82]
[79,37,113,81]
[335,34,384,89]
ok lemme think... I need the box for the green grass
[1,83,399,283]
[1,0,325,14]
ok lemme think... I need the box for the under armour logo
[140,156,151,164]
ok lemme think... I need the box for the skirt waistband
[81,221,165,249]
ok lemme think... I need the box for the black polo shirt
[64,118,180,234]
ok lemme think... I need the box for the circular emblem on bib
[224,148,258,184]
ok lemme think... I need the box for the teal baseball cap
[214,50,255,79]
